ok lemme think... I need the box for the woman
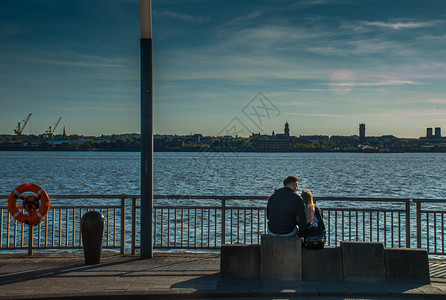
[301,190,326,248]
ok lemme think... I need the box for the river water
[1,151,445,200]
[2,151,445,253]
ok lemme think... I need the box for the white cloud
[425,98,446,104]
[24,58,123,68]
[326,80,420,87]
[365,109,446,118]
[287,112,344,118]
[363,21,439,30]
[155,10,209,24]
[389,97,446,105]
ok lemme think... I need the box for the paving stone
[2,295,34,299]
[179,288,199,294]
[147,288,182,294]
[434,282,446,292]
[4,290,33,296]
[417,284,444,295]
[105,283,134,290]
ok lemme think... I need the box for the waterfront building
[192,134,203,144]
[427,128,433,138]
[359,123,366,144]
[254,139,294,150]
[299,135,330,144]
[251,122,295,150]
[220,135,233,141]
[200,136,213,144]
[284,122,290,137]
[330,135,359,145]
[154,135,185,149]
[435,127,441,138]
[421,127,443,145]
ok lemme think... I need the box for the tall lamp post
[140,0,153,259]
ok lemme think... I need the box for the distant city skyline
[1,0,446,138]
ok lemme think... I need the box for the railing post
[120,197,126,254]
[28,225,33,256]
[221,198,226,245]
[405,201,411,248]
[416,201,422,249]
[132,197,137,255]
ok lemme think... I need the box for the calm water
[1,151,446,201]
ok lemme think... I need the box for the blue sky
[1,0,445,138]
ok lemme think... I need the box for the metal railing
[0,195,127,255]
[1,195,445,255]
[414,199,446,255]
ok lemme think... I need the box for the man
[267,175,306,237]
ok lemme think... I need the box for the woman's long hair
[301,190,315,224]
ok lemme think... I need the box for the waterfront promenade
[1,252,446,299]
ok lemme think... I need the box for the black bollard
[81,211,105,265]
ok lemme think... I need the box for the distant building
[427,128,433,138]
[154,135,185,148]
[255,139,293,150]
[252,122,294,150]
[284,122,290,137]
[299,135,329,144]
[220,135,233,141]
[359,124,366,143]
[330,135,359,146]
[201,136,212,144]
[435,127,441,138]
[379,135,398,143]
[193,134,202,143]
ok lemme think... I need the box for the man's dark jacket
[267,187,306,236]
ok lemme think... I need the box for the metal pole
[416,201,421,249]
[221,199,226,245]
[120,197,125,255]
[140,0,153,259]
[405,201,411,248]
[28,225,33,256]
[132,197,137,255]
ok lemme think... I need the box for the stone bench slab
[220,244,260,279]
[260,234,301,280]
[341,241,386,281]
[302,246,343,280]
[385,248,430,283]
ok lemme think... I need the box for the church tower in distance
[284,122,290,137]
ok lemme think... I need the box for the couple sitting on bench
[267,175,326,248]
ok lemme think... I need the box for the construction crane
[46,117,62,139]
[14,114,32,140]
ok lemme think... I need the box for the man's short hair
[283,175,299,186]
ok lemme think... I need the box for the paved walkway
[1,252,446,299]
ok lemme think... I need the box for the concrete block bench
[220,236,430,283]
[341,241,386,281]
[301,246,343,280]
[385,247,430,283]
[260,234,301,280]
[220,244,260,279]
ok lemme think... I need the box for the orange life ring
[8,183,50,226]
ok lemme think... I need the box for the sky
[1,0,446,138]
